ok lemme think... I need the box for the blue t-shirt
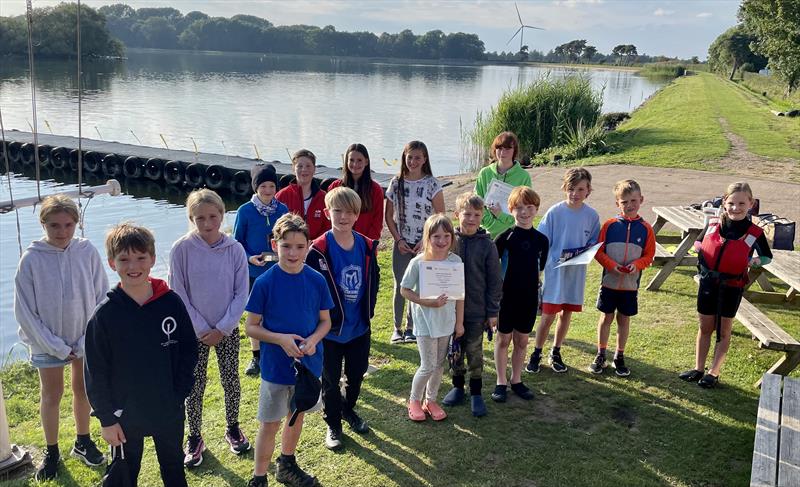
[245,264,334,384]
[324,232,368,344]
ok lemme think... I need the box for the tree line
[486,41,694,66]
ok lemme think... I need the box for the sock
[76,433,90,445]
[532,347,543,358]
[279,453,296,463]
[552,346,561,355]
[227,422,239,435]
[598,347,607,358]
[46,443,59,458]
[452,374,465,389]
[615,350,624,359]
[252,350,260,359]
[469,377,482,396]
[252,475,267,482]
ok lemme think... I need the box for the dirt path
[716,117,800,182]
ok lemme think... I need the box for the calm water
[0,50,666,360]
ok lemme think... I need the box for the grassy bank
[737,71,800,111]
[581,72,800,170]
[3,249,799,486]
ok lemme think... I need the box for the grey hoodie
[455,227,503,323]
[15,238,109,360]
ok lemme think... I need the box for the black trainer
[525,354,541,374]
[245,356,261,376]
[613,357,631,377]
[490,385,507,403]
[275,456,321,487]
[35,451,59,481]
[510,382,534,401]
[71,438,105,466]
[342,410,369,434]
[549,350,568,373]
[588,354,606,374]
[679,369,703,382]
[698,373,719,389]
[248,475,268,487]
[324,426,343,450]
[403,329,416,343]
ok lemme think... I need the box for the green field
[3,249,799,487]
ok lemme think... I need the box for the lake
[0,50,666,360]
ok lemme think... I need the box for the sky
[0,0,743,59]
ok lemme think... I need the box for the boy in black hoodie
[442,193,502,417]
[84,223,198,487]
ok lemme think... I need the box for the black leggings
[321,332,371,428]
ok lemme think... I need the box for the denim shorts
[30,353,72,369]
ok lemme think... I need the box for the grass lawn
[2,248,799,487]
[582,72,800,169]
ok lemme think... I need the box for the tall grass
[463,74,603,171]
[738,71,800,110]
[638,63,687,79]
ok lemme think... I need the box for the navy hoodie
[84,278,198,436]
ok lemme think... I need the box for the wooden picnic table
[751,373,800,486]
[647,206,706,291]
[746,250,800,304]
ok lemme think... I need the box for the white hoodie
[15,237,109,360]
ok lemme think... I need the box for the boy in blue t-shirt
[306,187,379,450]
[245,213,333,487]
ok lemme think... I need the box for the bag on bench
[754,213,795,250]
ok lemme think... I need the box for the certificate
[555,242,602,268]
[484,179,516,215]
[419,261,465,300]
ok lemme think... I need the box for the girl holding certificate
[400,214,464,422]
[475,131,532,239]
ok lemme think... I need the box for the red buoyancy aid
[700,218,763,285]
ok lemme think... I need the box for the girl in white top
[401,214,464,422]
[14,194,109,480]
[385,141,445,344]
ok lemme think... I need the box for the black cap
[251,163,278,191]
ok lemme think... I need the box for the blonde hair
[272,212,309,242]
[455,192,484,212]
[507,186,540,211]
[324,186,361,214]
[186,189,225,221]
[106,222,156,260]
[39,194,79,224]
[421,213,456,259]
[613,179,642,199]
[721,181,754,225]
[561,167,592,191]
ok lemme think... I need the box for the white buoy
[0,179,121,214]
[0,380,32,475]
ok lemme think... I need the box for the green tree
[441,32,484,60]
[555,39,587,62]
[137,16,177,48]
[415,30,444,59]
[739,0,800,94]
[611,44,638,64]
[707,25,766,80]
[581,45,597,62]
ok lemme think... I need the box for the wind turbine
[506,2,544,55]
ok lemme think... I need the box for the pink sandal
[423,401,447,421]
[408,400,426,421]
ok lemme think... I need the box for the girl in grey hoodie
[14,194,109,481]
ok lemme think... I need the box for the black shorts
[697,279,743,318]
[596,287,638,316]
[498,296,537,334]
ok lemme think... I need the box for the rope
[25,0,41,202]
[0,107,24,257]
[76,0,85,236]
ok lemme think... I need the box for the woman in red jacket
[276,149,331,240]
[328,143,384,241]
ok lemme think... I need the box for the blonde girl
[14,194,109,481]
[400,214,464,421]
[169,189,250,466]
[385,141,445,344]
[680,182,772,388]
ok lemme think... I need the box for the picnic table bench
[750,373,800,486]
[746,250,800,305]
[647,206,706,291]
[736,299,800,386]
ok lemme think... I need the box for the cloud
[653,8,675,16]
[696,12,713,18]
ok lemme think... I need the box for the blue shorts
[30,353,72,369]
[596,287,638,317]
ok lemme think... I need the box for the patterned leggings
[186,333,241,437]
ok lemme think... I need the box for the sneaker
[183,436,205,468]
[275,456,322,487]
[324,426,343,450]
[613,357,631,377]
[35,451,59,481]
[588,354,606,375]
[525,354,541,374]
[679,369,704,382]
[342,410,369,434]
[225,426,251,454]
[549,350,568,373]
[510,382,535,401]
[71,438,105,466]
[471,395,488,417]
[442,387,465,406]
[403,329,416,343]
[698,373,719,389]
[248,476,268,487]
[390,329,404,344]
[245,356,261,376]
[490,385,507,403]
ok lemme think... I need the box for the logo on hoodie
[161,316,178,347]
